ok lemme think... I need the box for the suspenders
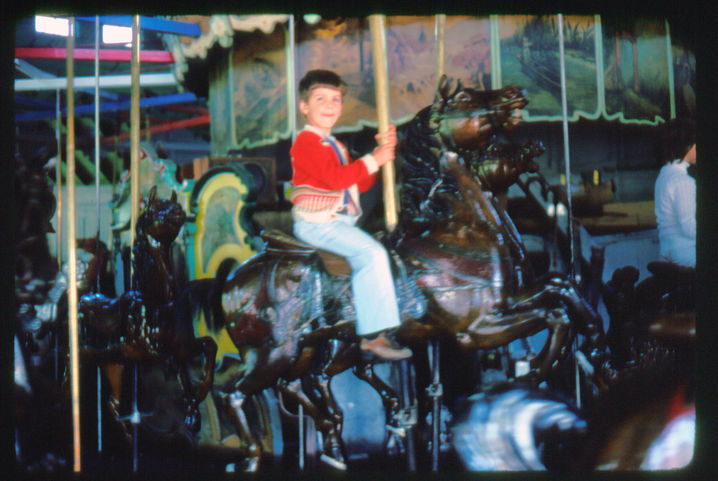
[323,135,358,214]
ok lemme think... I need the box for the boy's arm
[291,132,379,190]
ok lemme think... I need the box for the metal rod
[298,404,304,470]
[558,13,581,410]
[65,17,82,473]
[54,87,62,384]
[132,364,139,472]
[557,14,576,281]
[94,17,103,454]
[55,89,63,269]
[97,367,102,453]
[400,361,416,471]
[129,15,141,259]
[94,16,101,292]
[430,340,441,471]
[369,15,398,231]
[287,15,297,143]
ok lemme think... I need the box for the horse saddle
[260,228,427,322]
[260,228,352,277]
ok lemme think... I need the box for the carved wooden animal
[78,187,217,434]
[194,75,608,470]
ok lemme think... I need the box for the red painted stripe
[15,47,174,63]
[101,115,210,143]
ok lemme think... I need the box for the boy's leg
[294,215,401,336]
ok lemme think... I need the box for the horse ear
[170,190,177,203]
[434,75,450,109]
[438,75,450,99]
[455,78,464,94]
[148,185,157,204]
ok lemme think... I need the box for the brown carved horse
[203,76,607,469]
[78,186,217,434]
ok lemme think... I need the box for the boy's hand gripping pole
[369,15,398,231]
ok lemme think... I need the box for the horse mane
[131,208,155,293]
[396,105,460,240]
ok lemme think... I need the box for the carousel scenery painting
[11,11,701,477]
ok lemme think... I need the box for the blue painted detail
[74,16,202,37]
[15,92,199,122]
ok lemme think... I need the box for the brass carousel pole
[129,14,142,473]
[434,14,446,86]
[369,15,398,232]
[286,13,306,471]
[369,14,417,472]
[130,15,141,250]
[65,16,82,473]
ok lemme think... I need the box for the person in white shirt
[654,131,696,267]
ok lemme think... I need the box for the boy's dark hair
[298,69,347,101]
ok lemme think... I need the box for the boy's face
[299,86,342,135]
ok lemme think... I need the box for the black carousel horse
[78,186,217,434]
[193,75,609,470]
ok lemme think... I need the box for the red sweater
[290,126,378,222]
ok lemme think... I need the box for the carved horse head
[431,75,528,152]
[140,186,186,248]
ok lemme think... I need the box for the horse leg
[176,361,202,433]
[278,377,346,469]
[101,362,132,442]
[352,361,401,429]
[527,308,571,379]
[222,391,262,472]
[172,336,218,433]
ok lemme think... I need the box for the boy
[290,69,411,361]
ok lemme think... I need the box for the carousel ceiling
[14,15,214,178]
[14,13,696,185]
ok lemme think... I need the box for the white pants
[294,214,401,336]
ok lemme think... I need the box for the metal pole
[55,89,63,269]
[130,16,141,472]
[434,15,446,86]
[400,360,416,471]
[65,17,82,473]
[55,88,63,384]
[557,14,576,281]
[369,15,398,231]
[429,340,441,471]
[287,17,305,470]
[558,13,581,410]
[298,404,305,470]
[130,15,141,253]
[94,16,103,454]
[287,15,297,143]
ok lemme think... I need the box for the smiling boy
[289,69,411,361]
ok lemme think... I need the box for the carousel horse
[78,186,217,434]
[451,344,695,473]
[602,261,695,370]
[197,75,608,470]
